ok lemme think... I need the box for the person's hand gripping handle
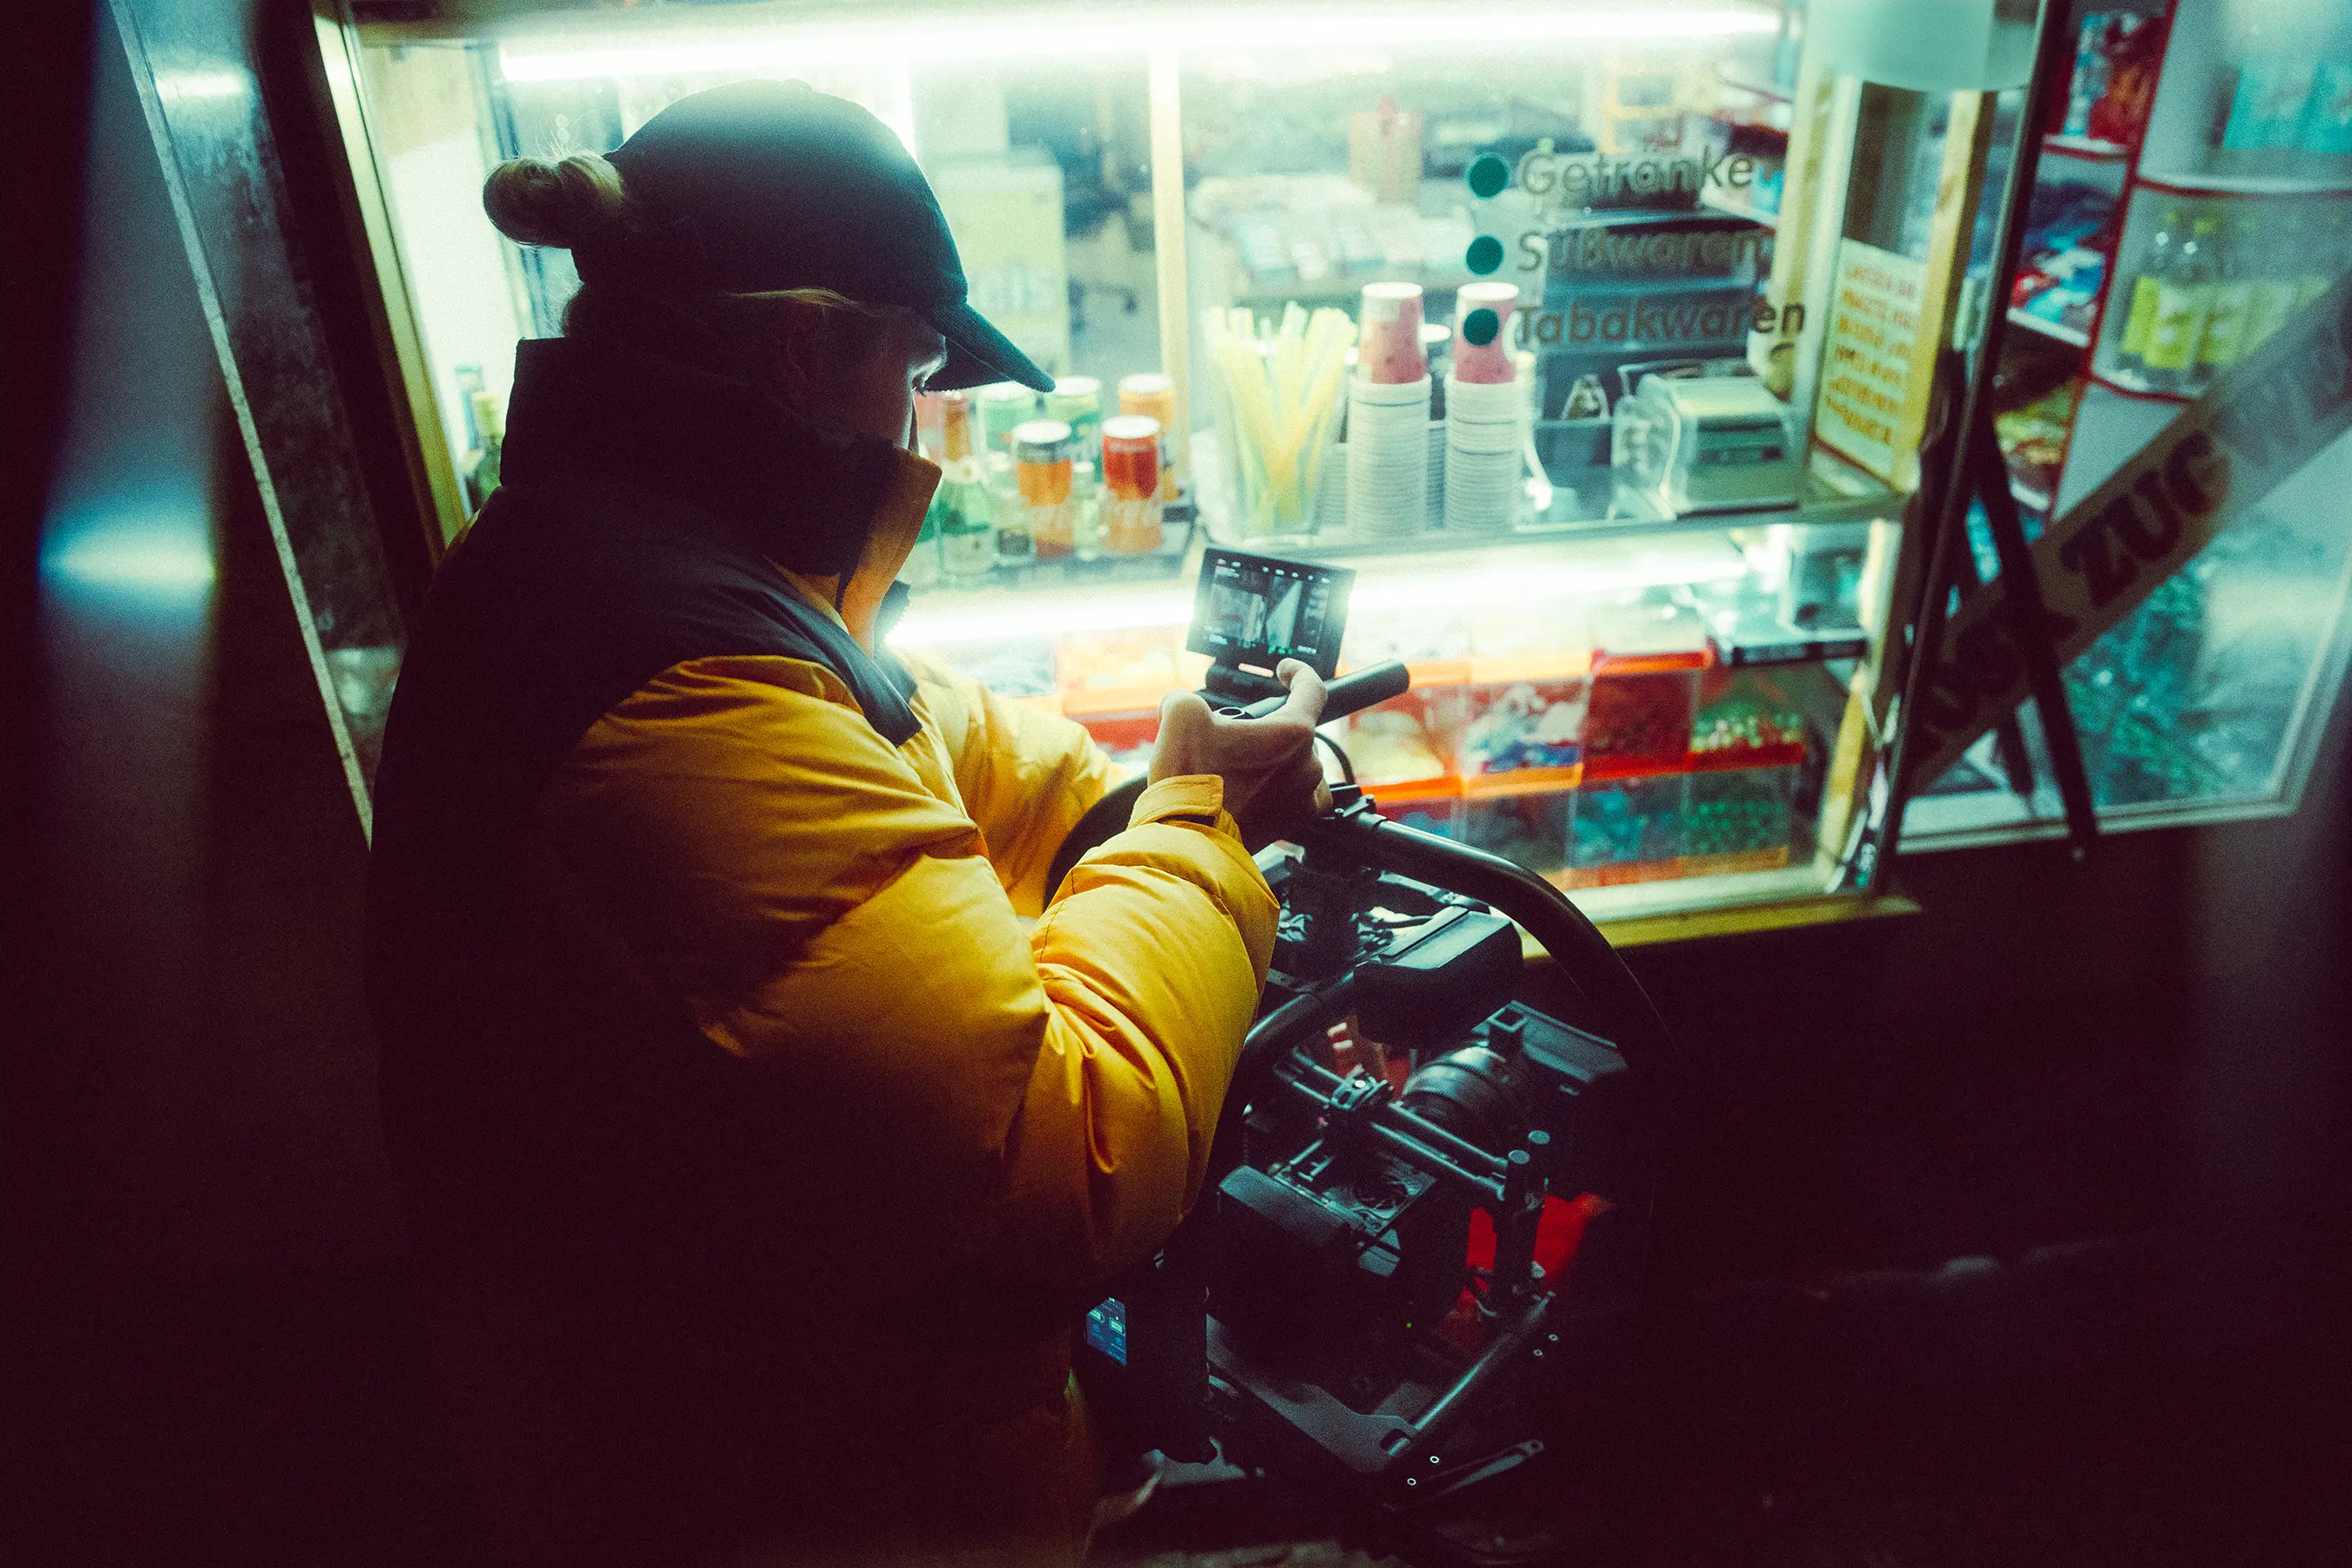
[1152,659,1330,849]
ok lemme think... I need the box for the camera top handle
[1209,656,1678,1181]
[1290,806,1676,1076]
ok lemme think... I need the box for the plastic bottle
[2112,207,2179,380]
[2193,217,2252,389]
[2141,213,2218,394]
[2240,208,2301,353]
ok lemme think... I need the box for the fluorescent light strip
[890,544,1747,647]
[498,5,1777,82]
[894,585,1193,645]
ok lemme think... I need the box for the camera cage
[1075,785,1675,1562]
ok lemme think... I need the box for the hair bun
[482,152,629,249]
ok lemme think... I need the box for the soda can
[1099,414,1163,554]
[1117,374,1180,502]
[1012,419,1076,558]
[1043,377,1103,464]
[976,382,1038,454]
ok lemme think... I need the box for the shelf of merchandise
[2132,170,2352,199]
[894,477,1890,654]
[1264,476,1891,562]
[2044,132,2132,163]
[1713,71,1792,106]
[1699,188,1780,228]
[2006,307,2092,348]
[2085,368,2192,405]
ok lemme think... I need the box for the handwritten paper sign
[1814,240,1929,488]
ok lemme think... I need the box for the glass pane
[1911,0,2352,846]
[337,1,2031,922]
[351,12,1164,553]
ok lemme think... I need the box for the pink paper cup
[1358,281,1428,385]
[1451,281,1520,384]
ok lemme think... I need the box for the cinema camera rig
[1074,555,1676,1565]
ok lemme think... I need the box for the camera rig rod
[1281,1059,1511,1193]
[1274,1078,1510,1207]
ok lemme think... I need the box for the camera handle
[1214,658,1409,720]
[1291,804,1676,1076]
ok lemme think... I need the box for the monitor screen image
[1186,549,1353,679]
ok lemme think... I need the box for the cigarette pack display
[1566,775,1684,887]
[1690,666,1808,767]
[1459,678,1589,782]
[1582,659,1700,780]
[1681,764,1796,868]
[1465,791,1572,876]
[1367,776,1465,841]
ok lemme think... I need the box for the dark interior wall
[10,16,453,1565]
[1600,686,2350,1329]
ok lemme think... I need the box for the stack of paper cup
[1347,373,1433,537]
[1452,282,1521,383]
[1426,416,1447,525]
[1357,282,1427,385]
[1444,368,1524,534]
[1315,437,1348,534]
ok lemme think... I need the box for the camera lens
[1400,1045,1529,1154]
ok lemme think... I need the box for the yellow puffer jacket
[522,448,1277,1562]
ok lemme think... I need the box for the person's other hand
[1151,659,1331,848]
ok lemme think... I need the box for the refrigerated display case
[308,0,2056,932]
[1916,0,2352,845]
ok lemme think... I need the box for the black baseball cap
[585,79,1053,394]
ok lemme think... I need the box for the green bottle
[2142,214,2218,393]
[935,392,997,578]
[465,389,504,511]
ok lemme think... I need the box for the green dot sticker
[1465,152,1510,199]
[1464,234,1504,275]
[1462,308,1499,347]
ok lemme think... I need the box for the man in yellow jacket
[365,84,1325,1565]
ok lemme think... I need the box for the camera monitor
[1185,548,1353,682]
